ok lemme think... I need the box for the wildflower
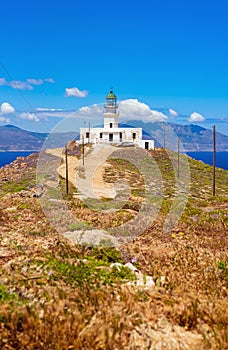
[131,257,137,263]
[171,234,176,238]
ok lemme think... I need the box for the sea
[0,150,227,170]
[0,151,38,168]
[186,152,228,171]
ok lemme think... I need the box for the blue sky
[0,0,228,135]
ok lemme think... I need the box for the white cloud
[65,87,88,98]
[0,78,7,86]
[27,78,43,85]
[20,112,40,122]
[169,108,178,117]
[188,112,205,123]
[45,78,55,83]
[0,116,10,123]
[77,104,103,117]
[119,99,168,122]
[0,77,55,90]
[11,80,34,90]
[36,107,63,112]
[0,102,15,114]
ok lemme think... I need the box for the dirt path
[45,145,116,199]
[75,144,117,199]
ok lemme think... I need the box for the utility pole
[213,125,216,196]
[82,135,85,166]
[163,122,166,149]
[177,136,180,178]
[65,145,69,195]
[88,122,91,144]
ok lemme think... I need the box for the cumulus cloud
[65,87,88,98]
[62,99,167,122]
[0,102,15,114]
[0,116,10,123]
[20,112,40,122]
[188,112,205,123]
[119,99,168,122]
[169,108,178,117]
[0,77,55,90]
[77,104,103,117]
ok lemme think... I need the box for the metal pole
[178,136,180,178]
[65,145,69,195]
[213,125,216,196]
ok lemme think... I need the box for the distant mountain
[0,123,227,152]
[122,121,228,152]
[0,125,79,151]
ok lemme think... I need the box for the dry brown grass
[0,149,227,349]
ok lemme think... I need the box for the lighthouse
[79,90,154,150]
[103,90,119,129]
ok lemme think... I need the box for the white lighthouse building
[80,90,154,150]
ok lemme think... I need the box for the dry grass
[0,149,227,349]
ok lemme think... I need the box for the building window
[119,132,122,141]
[86,132,90,138]
[100,133,103,139]
[132,132,136,140]
[110,123,113,128]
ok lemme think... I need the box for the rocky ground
[0,147,227,349]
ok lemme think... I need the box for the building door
[119,132,122,142]
[145,142,149,150]
[109,134,113,142]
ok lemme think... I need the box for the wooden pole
[65,145,69,195]
[163,122,166,149]
[88,122,91,144]
[82,135,85,166]
[177,136,180,178]
[213,125,216,196]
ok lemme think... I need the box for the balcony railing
[103,107,118,114]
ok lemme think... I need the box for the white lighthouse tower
[103,90,119,129]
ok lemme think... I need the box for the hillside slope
[0,149,227,349]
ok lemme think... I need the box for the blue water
[0,151,227,171]
[186,152,228,170]
[0,151,37,168]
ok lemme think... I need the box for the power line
[0,60,36,112]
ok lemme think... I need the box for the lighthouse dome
[106,90,117,99]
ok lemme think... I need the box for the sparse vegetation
[0,149,227,349]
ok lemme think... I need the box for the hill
[124,121,228,151]
[0,147,227,349]
[1,122,228,151]
[0,125,79,150]
[0,125,48,150]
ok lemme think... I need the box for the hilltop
[0,147,227,349]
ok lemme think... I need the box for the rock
[125,262,140,272]
[32,192,42,198]
[110,262,123,271]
